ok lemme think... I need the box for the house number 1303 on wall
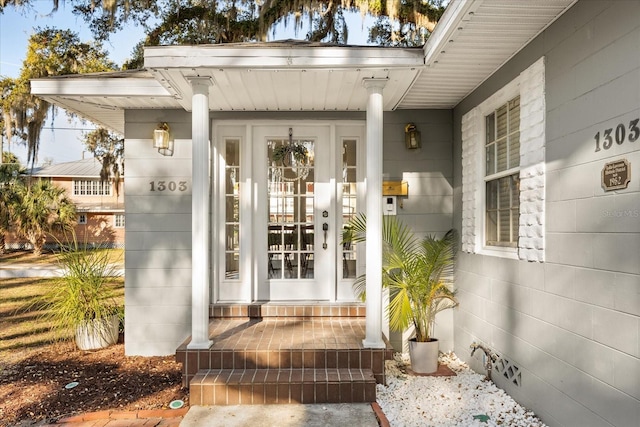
[594,118,639,152]
[149,181,188,192]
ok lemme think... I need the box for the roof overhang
[31,71,177,133]
[399,0,577,108]
[31,0,578,132]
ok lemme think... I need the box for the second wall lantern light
[404,123,421,149]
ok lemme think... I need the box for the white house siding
[383,109,454,352]
[124,110,194,356]
[453,1,639,427]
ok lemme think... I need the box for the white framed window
[484,96,520,247]
[114,214,125,228]
[461,57,546,262]
[78,214,87,224]
[73,179,112,196]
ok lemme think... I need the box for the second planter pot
[409,338,439,374]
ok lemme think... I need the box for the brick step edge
[190,368,376,405]
[53,407,189,423]
[191,367,376,385]
[210,304,366,319]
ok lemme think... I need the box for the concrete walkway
[0,263,124,278]
[181,404,381,427]
[0,263,64,278]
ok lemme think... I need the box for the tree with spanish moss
[2,1,446,63]
[83,128,124,196]
[0,27,116,167]
[0,152,24,254]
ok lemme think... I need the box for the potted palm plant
[41,242,122,350]
[345,214,458,373]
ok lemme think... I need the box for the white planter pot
[409,338,439,374]
[75,315,119,350]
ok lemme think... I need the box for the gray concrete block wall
[124,110,193,356]
[453,1,640,426]
[383,110,454,352]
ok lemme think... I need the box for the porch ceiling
[30,0,577,133]
[149,66,422,113]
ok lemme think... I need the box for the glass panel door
[341,139,358,279]
[267,138,315,279]
[249,124,362,301]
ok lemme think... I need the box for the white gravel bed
[376,352,547,427]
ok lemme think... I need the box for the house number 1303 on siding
[149,181,188,192]
[594,118,639,152]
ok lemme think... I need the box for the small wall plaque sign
[602,159,631,191]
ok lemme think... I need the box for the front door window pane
[267,138,315,279]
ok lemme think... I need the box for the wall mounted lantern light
[153,122,173,156]
[404,123,421,149]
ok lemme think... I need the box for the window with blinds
[485,96,520,247]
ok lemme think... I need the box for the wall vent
[493,357,521,387]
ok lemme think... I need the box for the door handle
[322,222,328,249]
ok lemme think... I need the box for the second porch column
[188,77,213,349]
[362,78,387,349]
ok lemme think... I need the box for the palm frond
[345,214,458,342]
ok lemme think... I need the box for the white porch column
[187,77,213,349]
[362,78,387,349]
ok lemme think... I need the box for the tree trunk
[29,233,46,256]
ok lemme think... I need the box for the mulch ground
[0,342,187,427]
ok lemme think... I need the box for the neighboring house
[32,1,638,425]
[6,158,125,249]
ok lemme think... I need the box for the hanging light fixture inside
[271,127,311,182]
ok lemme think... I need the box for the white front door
[214,122,364,302]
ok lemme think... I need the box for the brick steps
[190,368,376,405]
[177,304,391,406]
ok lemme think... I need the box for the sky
[0,3,374,167]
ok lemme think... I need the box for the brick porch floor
[176,303,393,405]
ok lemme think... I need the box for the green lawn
[0,276,124,363]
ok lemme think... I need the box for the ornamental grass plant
[39,240,122,345]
